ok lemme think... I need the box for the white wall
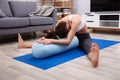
[74,0,90,16]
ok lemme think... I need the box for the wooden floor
[0,31,120,80]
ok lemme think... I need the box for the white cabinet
[82,13,99,27]
[82,13,120,29]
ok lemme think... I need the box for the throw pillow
[0,9,7,18]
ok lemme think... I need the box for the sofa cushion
[0,0,13,17]
[28,17,54,26]
[0,9,7,18]
[0,17,29,29]
[9,1,36,17]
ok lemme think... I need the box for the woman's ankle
[18,41,25,48]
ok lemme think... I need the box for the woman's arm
[46,19,79,45]
[51,22,78,45]
[38,19,79,45]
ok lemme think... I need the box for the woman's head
[44,21,69,39]
[54,21,69,38]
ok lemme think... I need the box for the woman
[18,14,100,67]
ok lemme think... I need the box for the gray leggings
[75,33,92,54]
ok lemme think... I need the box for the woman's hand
[36,37,45,43]
[36,37,52,44]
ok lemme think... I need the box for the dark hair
[44,21,69,39]
[55,21,69,38]
[44,29,58,39]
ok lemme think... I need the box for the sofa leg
[33,32,37,38]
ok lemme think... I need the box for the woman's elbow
[65,40,71,45]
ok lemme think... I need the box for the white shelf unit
[99,20,119,28]
[82,13,120,29]
[82,13,99,27]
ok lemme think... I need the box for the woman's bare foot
[88,43,100,67]
[18,33,34,48]
[18,33,25,48]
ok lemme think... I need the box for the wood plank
[0,32,120,80]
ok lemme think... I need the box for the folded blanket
[29,5,54,17]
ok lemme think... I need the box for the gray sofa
[0,0,57,36]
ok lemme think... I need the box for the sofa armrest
[49,8,57,22]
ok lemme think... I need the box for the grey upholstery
[9,1,36,17]
[0,0,57,36]
[0,17,29,28]
[29,17,54,26]
[0,9,7,18]
[0,0,13,17]
[0,25,54,35]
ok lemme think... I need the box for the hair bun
[44,29,58,39]
[43,29,54,33]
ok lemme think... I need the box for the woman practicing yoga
[18,14,100,67]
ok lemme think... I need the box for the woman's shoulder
[70,14,81,21]
[61,16,69,21]
[61,14,81,22]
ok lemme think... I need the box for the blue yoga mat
[13,38,119,70]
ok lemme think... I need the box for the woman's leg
[18,33,34,48]
[76,33,100,67]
